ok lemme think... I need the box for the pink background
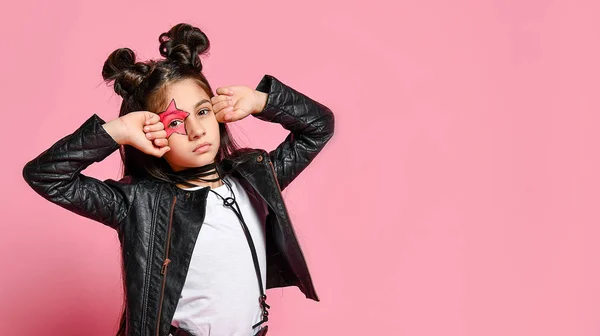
[2,0,600,335]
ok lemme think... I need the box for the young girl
[22,23,334,336]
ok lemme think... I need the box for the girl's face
[159,78,220,171]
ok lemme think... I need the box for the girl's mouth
[193,143,211,153]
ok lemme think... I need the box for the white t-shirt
[171,176,269,336]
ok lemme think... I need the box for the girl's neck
[176,172,223,190]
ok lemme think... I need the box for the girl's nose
[186,118,205,140]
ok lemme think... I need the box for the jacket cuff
[253,74,280,120]
[73,114,121,162]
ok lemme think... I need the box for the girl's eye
[198,108,210,116]
[169,120,183,128]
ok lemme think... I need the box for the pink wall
[2,0,600,335]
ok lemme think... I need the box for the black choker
[165,162,223,187]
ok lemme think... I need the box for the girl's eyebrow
[196,99,210,108]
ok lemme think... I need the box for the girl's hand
[103,111,171,157]
[211,86,268,123]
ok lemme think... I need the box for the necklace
[208,178,270,330]
[166,162,223,187]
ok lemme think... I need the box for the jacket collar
[162,149,267,203]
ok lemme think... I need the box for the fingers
[211,95,234,113]
[136,137,170,157]
[212,86,252,123]
[143,122,164,133]
[211,94,232,105]
[150,145,171,158]
[144,139,169,157]
[214,108,233,123]
[142,113,167,146]
[215,87,235,96]
[216,109,246,123]
[144,112,160,125]
[212,95,234,123]
[153,138,168,147]
[214,103,234,114]
[158,146,171,156]
[145,130,167,141]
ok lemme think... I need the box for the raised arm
[253,75,335,191]
[22,114,135,229]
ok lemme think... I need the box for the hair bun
[102,48,152,98]
[159,23,210,71]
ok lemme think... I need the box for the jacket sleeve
[253,75,335,191]
[22,114,133,229]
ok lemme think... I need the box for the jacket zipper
[155,196,176,335]
[267,157,318,299]
[268,160,282,192]
[140,186,163,334]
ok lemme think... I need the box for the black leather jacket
[22,75,334,336]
